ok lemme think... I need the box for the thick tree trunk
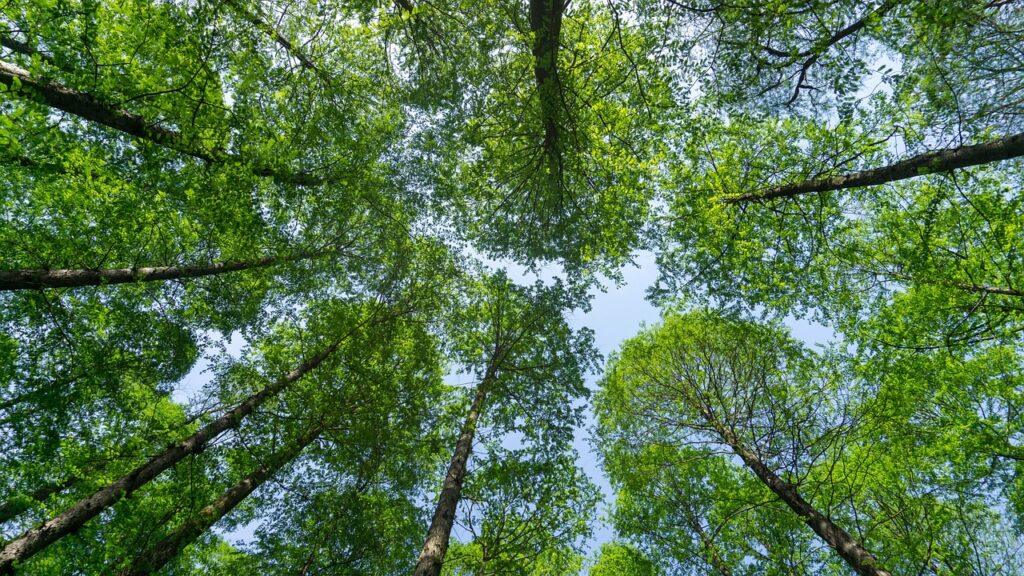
[116,426,321,576]
[722,132,1024,204]
[704,414,891,576]
[0,59,324,186]
[0,340,343,572]
[412,373,492,576]
[0,250,325,291]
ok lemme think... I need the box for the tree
[414,271,597,576]
[599,311,892,575]
[443,446,600,576]
[4,0,1024,574]
[598,310,1023,575]
[588,542,656,576]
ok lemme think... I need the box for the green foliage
[2,0,1024,574]
[589,542,656,576]
[597,311,1023,575]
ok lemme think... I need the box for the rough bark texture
[0,341,342,572]
[722,132,1024,204]
[703,411,891,576]
[412,373,493,576]
[117,426,321,576]
[0,59,324,186]
[0,250,324,291]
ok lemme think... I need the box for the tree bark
[0,250,326,291]
[0,36,56,66]
[702,411,891,576]
[0,59,325,186]
[412,372,493,576]
[0,339,344,572]
[529,0,564,157]
[116,426,321,576]
[721,132,1024,204]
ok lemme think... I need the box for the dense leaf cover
[1,0,1022,574]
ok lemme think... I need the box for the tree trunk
[0,250,326,291]
[412,373,492,576]
[117,426,321,576]
[722,132,1024,204]
[0,36,55,66]
[703,413,891,576]
[0,339,343,572]
[0,59,324,186]
[529,0,564,158]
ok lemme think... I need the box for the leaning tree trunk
[722,132,1024,204]
[412,372,493,576]
[0,250,328,291]
[117,425,322,576]
[704,415,892,576]
[0,337,346,572]
[0,59,324,186]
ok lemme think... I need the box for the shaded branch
[116,425,321,576]
[529,0,565,162]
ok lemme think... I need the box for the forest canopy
[1,0,1023,574]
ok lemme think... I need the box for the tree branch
[0,59,328,186]
[721,132,1024,204]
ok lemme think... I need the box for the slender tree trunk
[702,412,891,576]
[0,59,324,186]
[722,132,1024,204]
[412,372,493,576]
[0,339,344,572]
[0,250,326,291]
[116,426,321,576]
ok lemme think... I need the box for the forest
[1,0,1023,574]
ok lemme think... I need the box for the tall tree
[442,446,600,576]
[413,272,597,576]
[0,298,396,571]
[598,311,891,576]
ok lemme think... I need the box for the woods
[1,0,1023,574]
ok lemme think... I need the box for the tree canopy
[2,0,1023,574]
